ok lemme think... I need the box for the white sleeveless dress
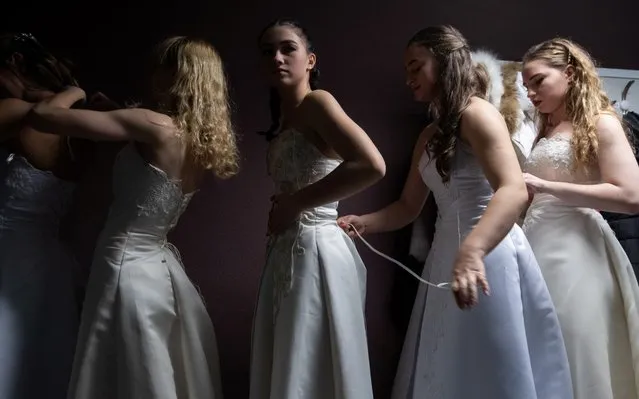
[67,143,223,399]
[249,129,374,399]
[524,134,639,399]
[392,143,574,399]
[0,153,79,399]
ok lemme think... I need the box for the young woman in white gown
[338,25,573,399]
[0,33,84,399]
[249,19,385,399]
[26,36,239,399]
[521,38,639,399]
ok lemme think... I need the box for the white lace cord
[347,223,450,290]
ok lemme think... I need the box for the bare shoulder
[299,89,342,117]
[303,89,337,107]
[124,108,176,140]
[596,112,625,143]
[127,108,174,127]
[463,96,502,123]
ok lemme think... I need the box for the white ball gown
[67,143,223,399]
[0,153,79,399]
[523,134,639,399]
[392,142,574,399]
[250,129,374,399]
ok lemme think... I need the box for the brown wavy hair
[523,38,617,172]
[408,25,488,182]
[0,33,77,93]
[154,36,239,179]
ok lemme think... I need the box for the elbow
[507,182,530,214]
[623,191,639,215]
[367,155,386,182]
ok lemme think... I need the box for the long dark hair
[257,19,320,141]
[408,25,487,182]
[0,33,77,93]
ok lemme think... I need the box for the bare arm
[461,99,529,257]
[290,90,386,208]
[358,125,433,234]
[27,92,172,144]
[541,114,639,214]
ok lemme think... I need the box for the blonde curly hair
[155,36,239,179]
[523,38,618,172]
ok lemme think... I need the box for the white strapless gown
[392,143,574,399]
[524,134,639,399]
[250,129,374,399]
[0,153,79,399]
[67,143,223,399]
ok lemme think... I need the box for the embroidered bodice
[267,129,341,209]
[266,129,342,319]
[524,134,600,184]
[523,134,601,231]
[100,144,194,242]
[0,153,75,234]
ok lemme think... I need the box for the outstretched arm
[26,87,172,144]
[339,124,433,236]
[528,114,639,214]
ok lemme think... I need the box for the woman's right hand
[337,214,366,238]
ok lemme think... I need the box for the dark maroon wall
[6,0,639,397]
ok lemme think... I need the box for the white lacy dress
[67,143,223,399]
[392,143,574,399]
[249,129,374,399]
[524,134,639,399]
[0,153,79,399]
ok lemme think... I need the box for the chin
[270,75,295,88]
[412,91,427,102]
[536,104,555,115]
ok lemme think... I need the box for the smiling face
[259,25,316,90]
[404,43,438,102]
[522,59,572,115]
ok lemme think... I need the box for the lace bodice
[0,153,75,234]
[101,144,193,241]
[267,129,341,208]
[524,134,599,184]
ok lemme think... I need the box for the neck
[279,82,311,120]
[548,102,568,127]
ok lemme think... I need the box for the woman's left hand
[268,193,303,235]
[523,173,549,194]
[451,246,490,309]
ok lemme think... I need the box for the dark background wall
[6,1,639,397]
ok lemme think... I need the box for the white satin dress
[392,143,574,399]
[524,134,639,399]
[67,143,223,399]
